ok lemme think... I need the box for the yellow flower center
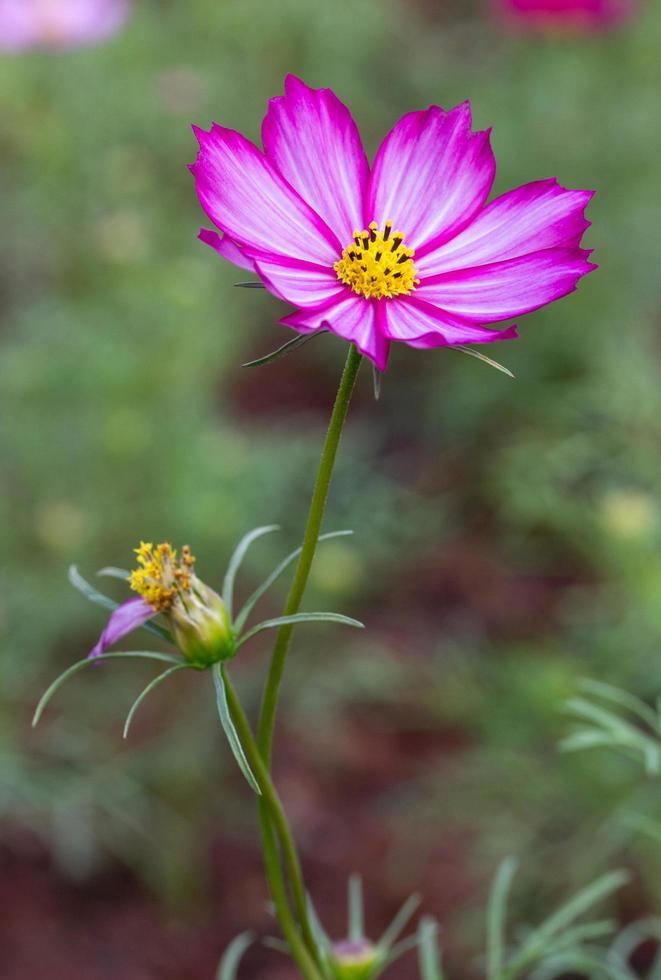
[129,541,196,612]
[334,220,420,300]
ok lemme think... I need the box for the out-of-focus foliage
[2,0,661,975]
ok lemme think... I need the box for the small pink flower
[494,0,637,31]
[191,76,596,372]
[0,0,131,52]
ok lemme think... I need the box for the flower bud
[329,940,381,980]
[169,580,233,667]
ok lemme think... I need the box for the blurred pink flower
[0,0,131,52]
[494,0,637,31]
[191,76,595,371]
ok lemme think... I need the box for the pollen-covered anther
[129,540,192,613]
[334,220,420,300]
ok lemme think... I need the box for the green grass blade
[578,679,659,731]
[212,665,261,795]
[32,651,183,726]
[222,526,280,618]
[123,664,190,738]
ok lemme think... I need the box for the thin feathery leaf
[234,280,266,288]
[32,651,183,726]
[233,530,353,634]
[123,664,190,738]
[222,525,280,619]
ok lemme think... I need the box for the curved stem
[224,674,323,980]
[257,343,363,763]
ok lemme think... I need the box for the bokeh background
[2,1,661,977]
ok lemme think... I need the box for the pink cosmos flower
[191,76,595,372]
[494,0,636,31]
[0,0,130,52]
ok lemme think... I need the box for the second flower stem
[223,671,322,980]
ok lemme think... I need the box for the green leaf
[505,870,629,978]
[379,893,421,950]
[216,932,254,980]
[233,530,353,633]
[222,525,280,619]
[417,918,443,980]
[68,566,172,643]
[236,611,364,649]
[123,664,190,738]
[577,678,659,731]
[97,566,131,581]
[348,874,364,941]
[241,330,328,368]
[234,281,266,288]
[487,858,518,980]
[453,345,515,379]
[212,665,261,795]
[32,651,183,727]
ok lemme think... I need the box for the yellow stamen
[129,540,196,612]
[334,220,420,300]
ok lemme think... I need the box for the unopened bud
[329,940,380,980]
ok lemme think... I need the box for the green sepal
[216,931,254,980]
[32,651,183,727]
[123,663,190,738]
[233,529,353,634]
[241,329,328,369]
[212,665,261,795]
[236,611,364,650]
[222,525,280,619]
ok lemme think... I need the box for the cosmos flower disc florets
[334,221,419,300]
[129,541,195,613]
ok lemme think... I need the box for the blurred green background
[2,1,661,977]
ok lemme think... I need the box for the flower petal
[262,75,369,245]
[198,228,256,272]
[366,102,495,254]
[89,597,156,659]
[417,179,594,277]
[280,293,390,370]
[190,124,340,265]
[254,256,345,307]
[381,296,519,348]
[416,247,596,322]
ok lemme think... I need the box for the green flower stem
[257,343,363,763]
[223,673,323,980]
